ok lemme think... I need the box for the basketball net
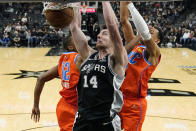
[42,2,79,14]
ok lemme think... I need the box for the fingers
[31,109,40,123]
[38,113,40,122]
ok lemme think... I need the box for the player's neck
[97,51,106,59]
[98,49,110,59]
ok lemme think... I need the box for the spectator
[0,32,11,47]
[191,29,196,49]
[57,29,64,38]
[25,29,31,47]
[49,29,60,46]
[180,29,191,47]
[30,28,39,47]
[37,29,44,46]
[19,30,27,46]
[92,22,100,41]
[15,22,22,32]
[21,22,27,32]
[13,32,21,47]
[4,24,12,33]
[21,15,28,24]
[168,28,177,47]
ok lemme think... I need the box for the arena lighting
[0,0,183,3]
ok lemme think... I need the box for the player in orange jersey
[119,1,163,131]
[31,36,82,131]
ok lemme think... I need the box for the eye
[103,32,109,35]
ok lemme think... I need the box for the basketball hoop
[43,2,79,14]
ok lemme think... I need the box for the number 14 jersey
[77,51,124,120]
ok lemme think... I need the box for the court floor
[0,48,195,131]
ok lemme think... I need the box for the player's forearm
[70,7,91,59]
[102,2,125,64]
[78,10,81,28]
[120,2,129,24]
[128,3,151,41]
[102,2,118,29]
[120,2,135,43]
[125,35,141,54]
[33,78,45,107]
[33,66,58,107]
[144,39,160,58]
[102,2,122,45]
[70,26,89,58]
[70,7,80,28]
[122,21,135,43]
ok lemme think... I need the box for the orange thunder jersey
[121,44,161,98]
[58,52,80,106]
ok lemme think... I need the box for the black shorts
[73,113,119,131]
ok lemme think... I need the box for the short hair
[155,26,163,44]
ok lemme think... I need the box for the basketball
[44,3,74,29]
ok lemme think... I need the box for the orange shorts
[56,97,77,131]
[120,98,147,131]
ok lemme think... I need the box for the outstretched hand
[31,106,40,123]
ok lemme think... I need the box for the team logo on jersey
[86,64,96,74]
[81,64,106,74]
[128,52,141,64]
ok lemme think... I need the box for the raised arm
[128,2,160,65]
[70,7,93,60]
[31,65,59,122]
[120,2,141,53]
[102,2,128,76]
[120,2,135,43]
[125,35,141,54]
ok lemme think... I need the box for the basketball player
[31,36,82,131]
[70,2,128,131]
[119,1,162,131]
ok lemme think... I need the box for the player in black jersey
[70,2,128,131]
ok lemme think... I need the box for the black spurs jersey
[77,51,124,120]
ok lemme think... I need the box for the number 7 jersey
[77,51,125,120]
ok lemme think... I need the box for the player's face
[96,29,111,49]
[149,26,160,45]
